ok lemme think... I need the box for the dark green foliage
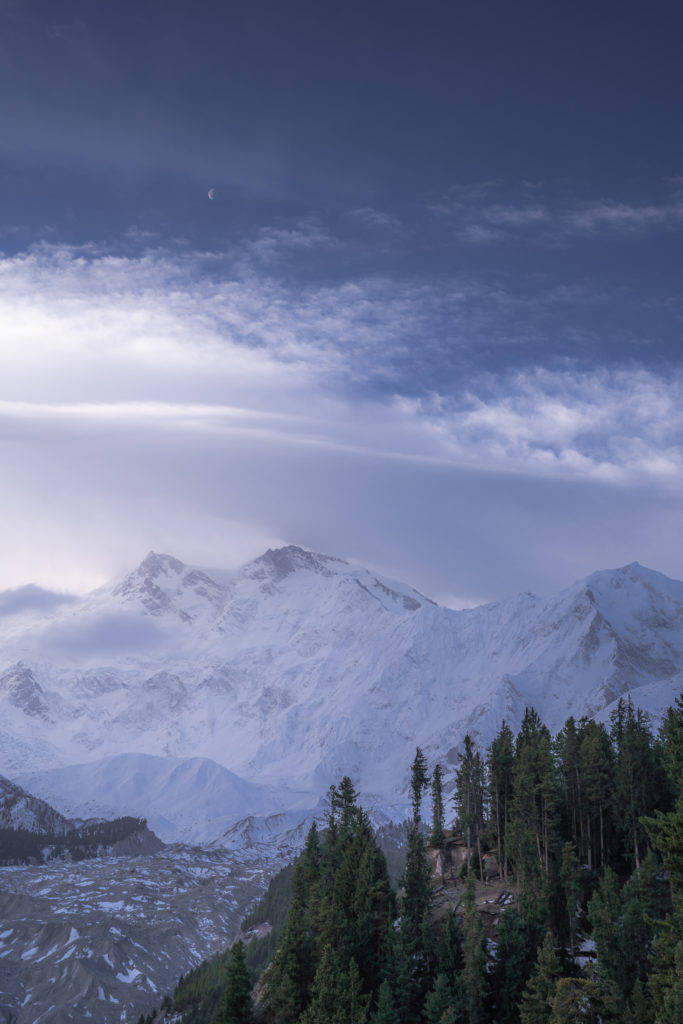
[490,901,546,1024]
[265,787,395,1024]
[430,763,446,848]
[370,980,400,1024]
[216,941,253,1024]
[509,708,559,892]
[461,873,487,1024]
[397,819,435,1019]
[410,747,430,822]
[423,972,459,1024]
[454,734,485,875]
[169,695,683,1024]
[488,720,514,881]
[611,696,659,868]
[549,975,605,1023]
[0,815,147,865]
[519,931,562,1024]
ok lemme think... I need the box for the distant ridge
[0,548,681,829]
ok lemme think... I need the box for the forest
[164,694,683,1024]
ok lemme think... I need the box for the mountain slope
[1,548,681,817]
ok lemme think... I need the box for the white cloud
[0,243,681,598]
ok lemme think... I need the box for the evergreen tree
[217,941,253,1024]
[509,708,559,893]
[519,931,562,1024]
[587,866,625,1005]
[410,747,430,822]
[265,824,323,1023]
[430,763,446,848]
[490,902,546,1024]
[398,818,434,1019]
[611,697,657,868]
[488,720,514,881]
[370,980,400,1024]
[555,716,583,853]
[454,734,485,875]
[436,911,463,992]
[579,719,614,869]
[622,979,654,1024]
[559,841,580,949]
[423,972,459,1024]
[297,943,346,1024]
[461,873,487,1024]
[549,976,605,1024]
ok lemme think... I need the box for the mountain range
[1,546,682,841]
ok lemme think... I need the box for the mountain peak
[246,545,347,583]
[136,551,185,578]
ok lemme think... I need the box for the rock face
[0,549,681,820]
[0,775,72,836]
[0,844,266,1024]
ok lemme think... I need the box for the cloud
[0,241,681,601]
[0,585,77,618]
[434,183,683,244]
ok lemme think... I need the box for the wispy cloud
[0,241,681,598]
[434,183,683,244]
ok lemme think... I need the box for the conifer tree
[423,972,458,1024]
[578,719,614,868]
[488,720,514,880]
[519,930,562,1024]
[217,941,253,1024]
[454,734,485,875]
[410,747,430,822]
[622,979,654,1024]
[430,763,446,848]
[298,943,346,1024]
[611,697,657,869]
[370,980,400,1024]
[398,818,434,1018]
[509,708,558,892]
[549,976,605,1024]
[461,873,487,1024]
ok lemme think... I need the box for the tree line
[182,694,683,1023]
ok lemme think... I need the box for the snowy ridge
[1,548,682,837]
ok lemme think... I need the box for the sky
[1,0,682,607]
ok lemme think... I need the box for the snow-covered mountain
[1,547,682,836]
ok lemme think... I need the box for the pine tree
[559,841,580,949]
[611,697,657,869]
[509,708,558,893]
[519,931,562,1024]
[398,818,434,1018]
[461,873,487,1024]
[297,943,346,1024]
[217,941,253,1024]
[579,719,614,869]
[410,747,430,823]
[623,978,654,1024]
[454,734,485,875]
[423,972,458,1024]
[587,866,624,1003]
[430,763,446,848]
[490,902,546,1024]
[370,980,400,1024]
[549,976,605,1024]
[488,721,514,881]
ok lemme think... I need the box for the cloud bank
[0,241,681,603]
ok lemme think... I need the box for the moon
[208,188,215,200]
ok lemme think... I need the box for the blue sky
[1,0,682,605]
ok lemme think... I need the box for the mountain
[14,753,309,844]
[1,548,681,833]
[0,774,72,836]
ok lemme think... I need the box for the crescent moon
[208,188,215,200]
